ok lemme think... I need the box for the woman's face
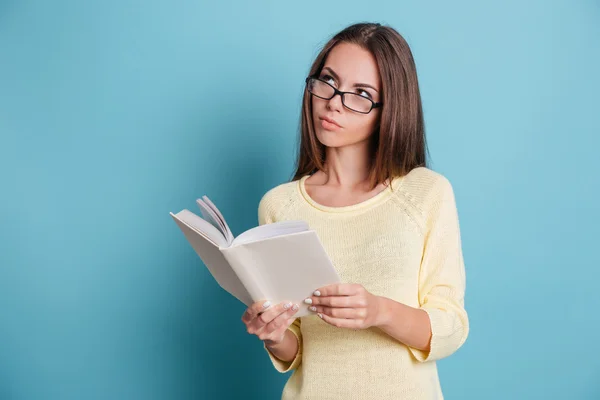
[311,42,382,148]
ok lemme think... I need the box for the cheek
[311,97,325,116]
[347,113,379,139]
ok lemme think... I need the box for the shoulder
[391,167,457,228]
[394,166,454,202]
[257,178,300,225]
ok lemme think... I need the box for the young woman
[241,22,468,399]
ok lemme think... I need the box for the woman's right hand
[241,300,300,346]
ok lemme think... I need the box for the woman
[241,22,468,399]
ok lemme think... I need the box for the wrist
[374,295,391,328]
[374,296,412,331]
[264,339,281,349]
[264,333,286,349]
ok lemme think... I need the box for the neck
[322,141,372,190]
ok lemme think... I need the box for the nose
[326,92,343,112]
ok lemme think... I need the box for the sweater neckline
[297,175,402,214]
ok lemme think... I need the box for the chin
[317,130,375,149]
[315,129,347,148]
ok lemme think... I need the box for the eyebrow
[321,67,379,93]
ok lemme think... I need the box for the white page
[232,220,309,246]
[172,209,228,248]
[222,230,341,318]
[196,198,230,243]
[170,212,252,306]
[201,195,234,244]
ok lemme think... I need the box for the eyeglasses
[305,76,383,114]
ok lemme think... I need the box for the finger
[313,283,362,297]
[249,301,295,331]
[259,305,300,337]
[312,306,365,319]
[308,295,367,308]
[242,300,272,323]
[317,312,361,329]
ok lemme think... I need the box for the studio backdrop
[1,0,599,399]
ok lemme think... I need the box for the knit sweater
[257,166,469,400]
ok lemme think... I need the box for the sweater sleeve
[258,192,274,225]
[408,176,469,362]
[257,192,304,373]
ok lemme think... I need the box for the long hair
[291,22,429,190]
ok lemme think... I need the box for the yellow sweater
[257,167,469,400]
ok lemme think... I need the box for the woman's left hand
[304,283,383,330]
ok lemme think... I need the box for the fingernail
[291,304,299,311]
[309,306,317,312]
[313,290,321,297]
[318,313,323,319]
[304,298,313,305]
[262,301,271,309]
[283,302,291,310]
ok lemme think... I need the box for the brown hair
[290,22,429,190]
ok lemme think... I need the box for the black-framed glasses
[305,76,383,114]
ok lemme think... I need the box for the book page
[222,230,341,318]
[170,212,253,306]
[196,198,231,244]
[232,220,309,246]
[201,196,234,244]
[171,209,228,248]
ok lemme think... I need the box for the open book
[170,195,341,318]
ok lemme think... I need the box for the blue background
[1,0,599,399]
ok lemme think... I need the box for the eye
[320,74,336,86]
[357,89,373,99]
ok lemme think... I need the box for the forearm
[375,296,432,351]
[264,329,299,362]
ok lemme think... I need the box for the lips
[319,116,341,128]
